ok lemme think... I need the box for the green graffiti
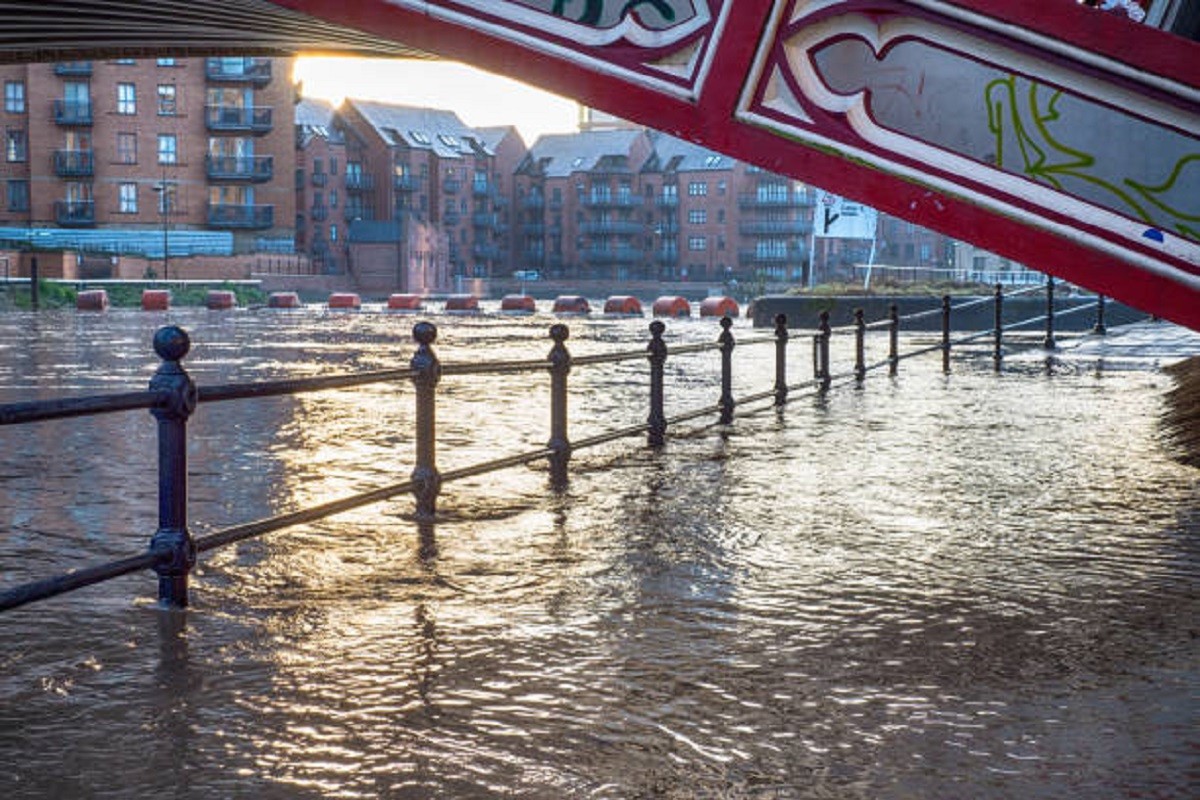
[986,75,1199,244]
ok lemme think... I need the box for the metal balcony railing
[53,150,94,177]
[53,100,92,126]
[205,57,272,84]
[737,193,815,209]
[344,173,374,192]
[205,154,273,182]
[205,105,273,134]
[738,220,813,235]
[394,175,418,192]
[207,203,274,229]
[54,199,95,226]
[54,61,92,76]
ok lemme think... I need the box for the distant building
[0,57,296,275]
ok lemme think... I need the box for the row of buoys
[83,290,742,319]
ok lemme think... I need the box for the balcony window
[5,128,26,162]
[117,132,137,164]
[6,179,29,212]
[4,81,24,113]
[118,183,137,213]
[157,134,177,165]
[157,84,177,116]
[117,83,136,115]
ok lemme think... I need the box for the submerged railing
[0,280,1113,614]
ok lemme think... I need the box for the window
[118,183,137,213]
[157,134,177,164]
[156,58,177,67]
[117,83,136,115]
[688,236,707,251]
[330,224,338,242]
[4,81,24,113]
[330,190,338,209]
[717,180,727,196]
[115,132,137,164]
[156,84,176,116]
[158,181,178,214]
[329,157,338,176]
[688,209,707,225]
[717,209,725,223]
[6,180,29,211]
[5,128,26,162]
[114,59,136,65]
[687,181,708,196]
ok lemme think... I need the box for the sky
[293,57,582,145]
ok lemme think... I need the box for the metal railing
[0,279,1114,616]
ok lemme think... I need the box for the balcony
[205,58,272,84]
[472,181,490,197]
[53,150,94,177]
[207,203,274,229]
[738,247,808,264]
[473,212,499,229]
[394,175,418,192]
[656,248,679,264]
[54,62,92,76]
[311,205,328,221]
[53,100,92,126]
[656,195,679,208]
[582,195,643,208]
[521,194,545,210]
[442,178,461,194]
[473,244,502,260]
[738,219,812,235]
[737,193,815,209]
[582,246,641,264]
[344,173,374,192]
[205,105,273,134]
[206,154,273,182]
[311,171,328,187]
[580,220,644,236]
[55,200,95,226]
[443,210,461,225]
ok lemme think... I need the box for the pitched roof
[345,99,492,158]
[522,129,646,177]
[645,131,733,173]
[475,125,524,151]
[295,97,342,145]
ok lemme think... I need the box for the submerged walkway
[1059,321,1200,368]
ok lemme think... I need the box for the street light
[152,171,172,281]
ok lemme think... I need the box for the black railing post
[647,320,667,446]
[1043,275,1057,349]
[718,316,735,423]
[29,256,39,309]
[148,325,198,608]
[1093,294,1107,335]
[818,310,831,391]
[773,313,789,406]
[410,322,442,520]
[888,303,899,376]
[548,323,572,485]
[993,283,1004,371]
[853,308,866,383]
[941,295,952,373]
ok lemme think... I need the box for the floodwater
[0,306,1196,799]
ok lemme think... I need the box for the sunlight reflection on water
[0,307,1196,799]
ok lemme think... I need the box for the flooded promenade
[1,307,1197,798]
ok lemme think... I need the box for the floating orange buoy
[141,289,170,311]
[267,291,301,309]
[700,296,740,318]
[76,289,109,311]
[652,295,691,318]
[553,295,590,314]
[206,290,236,310]
[328,292,361,310]
[387,293,423,311]
[444,294,480,312]
[603,295,643,315]
[500,294,536,313]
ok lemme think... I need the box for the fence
[0,279,1112,616]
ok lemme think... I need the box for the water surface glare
[1,308,1197,799]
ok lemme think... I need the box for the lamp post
[153,171,172,281]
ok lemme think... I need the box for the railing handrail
[0,283,1117,614]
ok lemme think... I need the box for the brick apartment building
[0,56,295,277]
